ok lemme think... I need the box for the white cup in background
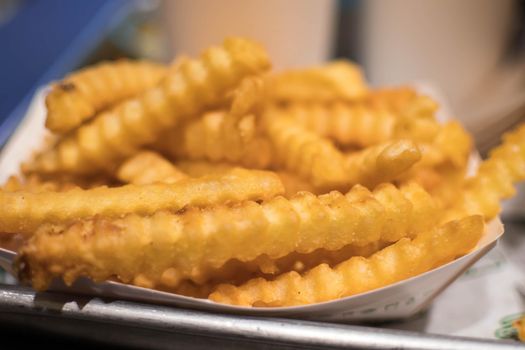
[162,0,337,70]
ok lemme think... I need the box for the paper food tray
[0,87,504,322]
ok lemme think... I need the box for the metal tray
[0,284,523,350]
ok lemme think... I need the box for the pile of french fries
[1,37,524,307]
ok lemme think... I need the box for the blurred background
[0,0,524,149]
[1,0,525,152]
[1,0,524,147]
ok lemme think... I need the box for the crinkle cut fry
[446,123,525,221]
[267,60,368,102]
[432,121,472,168]
[117,151,187,185]
[365,87,438,120]
[0,168,283,235]
[28,37,271,175]
[156,111,272,169]
[175,161,311,195]
[276,171,317,197]
[344,140,421,189]
[283,102,396,147]
[209,215,484,307]
[155,75,269,167]
[175,160,236,177]
[263,113,348,190]
[16,182,437,290]
[45,60,168,133]
[1,173,112,192]
[157,241,387,298]
[1,174,79,192]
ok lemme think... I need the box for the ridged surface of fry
[0,169,283,235]
[29,38,270,175]
[283,102,396,147]
[366,87,438,120]
[267,60,367,102]
[447,123,525,221]
[45,60,167,133]
[209,215,484,306]
[17,183,436,290]
[175,160,236,177]
[157,111,272,168]
[344,140,421,188]
[117,151,187,185]
[264,115,347,190]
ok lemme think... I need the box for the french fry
[250,241,388,277]
[27,37,271,175]
[344,140,421,189]
[156,111,272,168]
[1,175,77,192]
[0,168,283,235]
[282,102,396,147]
[1,174,110,192]
[268,60,367,102]
[168,241,387,294]
[45,60,168,133]
[446,123,525,221]
[432,121,472,168]
[209,215,484,306]
[175,160,236,177]
[366,87,438,120]
[117,151,187,185]
[229,75,266,117]
[399,164,467,210]
[16,182,436,290]
[276,171,317,197]
[263,114,348,190]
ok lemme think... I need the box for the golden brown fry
[1,175,78,192]
[282,99,441,148]
[514,317,525,341]
[209,215,484,306]
[432,121,472,168]
[399,164,467,210]
[170,241,387,297]
[117,151,187,185]
[16,182,436,290]
[367,87,438,120]
[252,241,389,277]
[27,37,271,175]
[282,102,396,147]
[344,140,421,189]
[46,60,168,134]
[157,111,272,168]
[229,75,266,117]
[446,123,525,221]
[1,173,110,192]
[0,168,283,235]
[175,160,236,177]
[263,114,347,190]
[156,76,268,167]
[276,171,317,197]
[268,60,367,102]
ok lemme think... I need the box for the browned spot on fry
[58,82,76,92]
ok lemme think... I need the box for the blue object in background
[0,0,131,148]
